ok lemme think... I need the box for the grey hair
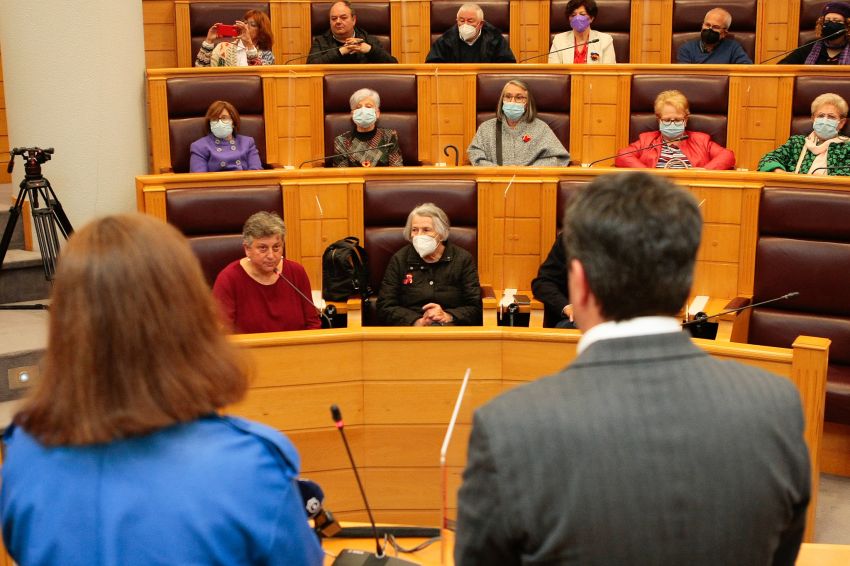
[349,88,381,110]
[457,3,484,20]
[706,7,732,29]
[811,92,849,118]
[403,203,451,241]
[242,211,286,246]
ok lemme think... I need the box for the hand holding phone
[217,24,238,37]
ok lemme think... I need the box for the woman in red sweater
[615,90,735,170]
[213,212,321,334]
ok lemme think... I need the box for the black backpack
[321,237,371,301]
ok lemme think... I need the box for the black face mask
[701,28,721,45]
[822,21,846,41]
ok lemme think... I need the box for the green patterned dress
[757,134,850,176]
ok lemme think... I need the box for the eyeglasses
[702,23,727,31]
[503,94,528,103]
[214,118,233,125]
[659,119,686,126]
[815,113,841,121]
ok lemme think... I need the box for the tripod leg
[43,180,74,237]
[0,207,22,269]
[31,209,62,281]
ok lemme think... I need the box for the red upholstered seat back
[323,74,419,165]
[671,0,757,62]
[430,1,510,44]
[165,186,282,285]
[799,0,828,45]
[629,74,730,146]
[189,2,270,64]
[166,76,266,173]
[751,187,850,424]
[791,76,850,137]
[476,74,572,151]
[310,2,392,52]
[549,0,632,62]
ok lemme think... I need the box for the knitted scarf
[804,39,850,65]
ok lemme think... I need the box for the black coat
[307,28,397,64]
[425,22,516,63]
[376,241,482,326]
[531,236,570,328]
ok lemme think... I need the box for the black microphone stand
[587,135,688,167]
[299,143,395,168]
[682,292,799,340]
[518,38,600,63]
[761,29,847,63]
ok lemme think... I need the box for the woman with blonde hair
[615,89,735,169]
[0,214,322,565]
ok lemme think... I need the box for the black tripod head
[7,147,54,179]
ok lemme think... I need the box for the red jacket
[614,130,735,170]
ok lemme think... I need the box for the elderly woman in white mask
[332,88,403,167]
[758,92,850,176]
[376,203,483,326]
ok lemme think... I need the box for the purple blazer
[189,133,262,173]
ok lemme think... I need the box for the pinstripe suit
[455,331,810,566]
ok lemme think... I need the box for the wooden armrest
[727,295,754,344]
[481,284,497,302]
[159,167,174,174]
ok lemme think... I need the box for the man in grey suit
[455,172,810,566]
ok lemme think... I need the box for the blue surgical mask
[352,107,377,128]
[659,121,685,140]
[813,117,840,140]
[502,102,526,121]
[210,119,233,139]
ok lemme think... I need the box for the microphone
[519,38,600,63]
[285,39,366,64]
[682,292,799,339]
[762,28,847,63]
[274,265,334,328]
[587,135,689,167]
[810,166,845,174]
[329,405,418,566]
[299,143,395,169]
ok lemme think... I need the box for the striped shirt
[656,142,692,169]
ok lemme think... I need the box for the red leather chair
[629,75,730,146]
[790,76,850,136]
[476,74,572,151]
[360,179,489,325]
[733,187,850,426]
[189,2,270,64]
[323,74,420,165]
[165,185,282,285]
[310,2,392,53]
[799,0,829,45]
[166,76,267,173]
[671,0,757,62]
[549,0,631,62]
[430,1,510,44]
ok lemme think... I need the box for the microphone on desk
[284,40,366,64]
[274,265,334,328]
[810,167,845,175]
[682,291,799,340]
[299,143,395,169]
[297,478,343,538]
[519,38,600,63]
[761,28,847,64]
[587,135,689,167]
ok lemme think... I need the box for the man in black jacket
[425,3,516,63]
[531,235,576,329]
[307,1,397,64]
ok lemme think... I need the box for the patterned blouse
[195,41,275,67]
[332,128,403,167]
[757,134,850,176]
[656,142,693,169]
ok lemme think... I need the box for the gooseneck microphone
[284,39,366,64]
[299,143,395,169]
[329,405,418,566]
[682,291,799,328]
[761,28,847,64]
[297,478,342,538]
[587,135,689,167]
[519,38,600,63]
[274,265,334,328]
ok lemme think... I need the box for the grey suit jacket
[455,331,810,566]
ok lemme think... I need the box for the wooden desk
[226,327,828,541]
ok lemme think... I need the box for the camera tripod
[0,147,74,310]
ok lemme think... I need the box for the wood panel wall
[0,46,9,185]
[225,328,829,541]
[141,0,809,69]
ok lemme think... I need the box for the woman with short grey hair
[467,80,570,167]
[332,88,403,167]
[376,203,482,326]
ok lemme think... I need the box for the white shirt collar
[577,316,683,354]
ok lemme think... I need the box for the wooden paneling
[222,327,829,541]
[0,45,9,184]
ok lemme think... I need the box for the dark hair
[204,100,240,133]
[333,1,356,17]
[244,9,274,51]
[566,0,599,19]
[15,214,248,445]
[562,172,702,321]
